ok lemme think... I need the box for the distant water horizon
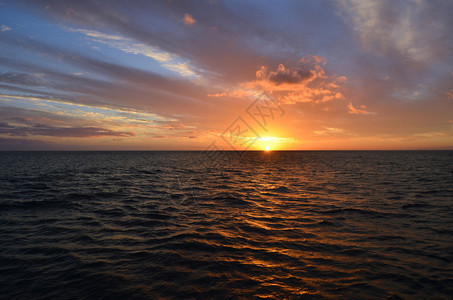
[2,149,453,151]
[1,150,452,299]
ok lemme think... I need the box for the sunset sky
[0,0,452,150]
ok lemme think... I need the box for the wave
[1,151,452,299]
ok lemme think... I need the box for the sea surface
[0,151,452,299]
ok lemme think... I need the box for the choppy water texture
[1,151,452,299]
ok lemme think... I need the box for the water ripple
[0,151,452,299]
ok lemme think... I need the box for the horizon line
[1,149,452,152]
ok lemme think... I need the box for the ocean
[0,151,452,299]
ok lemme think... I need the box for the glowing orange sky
[0,1,452,150]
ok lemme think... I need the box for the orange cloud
[444,90,453,99]
[313,127,345,135]
[348,102,373,115]
[207,89,248,98]
[300,55,324,65]
[182,13,196,26]
[242,55,346,104]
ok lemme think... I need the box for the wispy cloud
[0,25,11,32]
[314,127,345,135]
[336,0,449,62]
[0,93,170,123]
[259,136,296,143]
[70,28,199,77]
[0,72,44,86]
[207,89,250,98]
[348,102,373,115]
[0,121,135,138]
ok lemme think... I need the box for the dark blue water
[1,151,452,299]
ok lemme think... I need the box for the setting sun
[265,146,271,151]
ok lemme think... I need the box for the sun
[265,146,271,151]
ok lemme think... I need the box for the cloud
[348,102,373,114]
[1,25,11,32]
[336,0,451,62]
[154,122,187,130]
[313,127,345,135]
[162,62,197,77]
[69,28,123,41]
[0,72,44,86]
[70,28,198,77]
[182,13,196,26]
[242,55,346,104]
[263,64,314,85]
[255,56,324,88]
[0,93,168,124]
[445,90,453,99]
[258,136,296,143]
[207,89,249,98]
[0,105,201,144]
[0,121,135,138]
